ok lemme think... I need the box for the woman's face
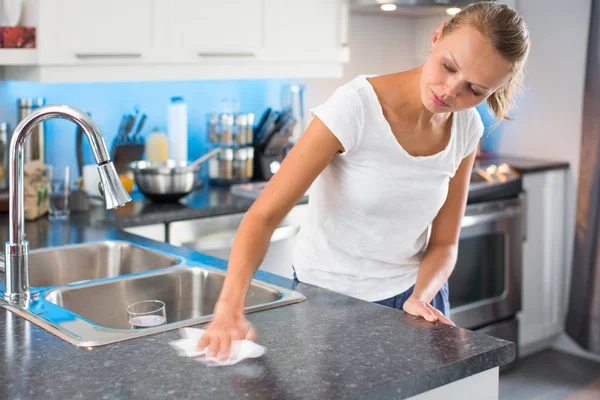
[421,22,513,113]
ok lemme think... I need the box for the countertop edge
[363,341,515,399]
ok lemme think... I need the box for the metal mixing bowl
[130,149,221,202]
[129,160,204,202]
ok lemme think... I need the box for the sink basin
[0,241,306,347]
[45,266,288,330]
[26,240,181,288]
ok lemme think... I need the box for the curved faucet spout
[4,104,132,305]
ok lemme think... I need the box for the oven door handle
[461,204,521,228]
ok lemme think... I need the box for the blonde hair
[442,1,530,122]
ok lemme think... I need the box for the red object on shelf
[0,27,36,48]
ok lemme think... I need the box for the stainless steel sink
[27,240,181,287]
[45,267,287,329]
[0,240,306,347]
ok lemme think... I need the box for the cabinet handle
[461,204,522,228]
[75,52,143,60]
[197,52,256,58]
[520,191,527,241]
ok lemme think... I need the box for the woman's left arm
[403,149,477,325]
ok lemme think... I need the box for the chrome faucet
[4,105,132,306]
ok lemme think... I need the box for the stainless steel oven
[449,195,524,352]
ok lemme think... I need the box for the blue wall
[0,78,294,182]
[475,102,505,153]
[0,78,504,185]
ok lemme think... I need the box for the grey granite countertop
[0,214,515,399]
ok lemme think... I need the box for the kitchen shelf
[0,49,38,65]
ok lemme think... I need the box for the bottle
[0,122,8,189]
[17,98,33,163]
[167,96,188,162]
[31,97,46,162]
[145,128,169,161]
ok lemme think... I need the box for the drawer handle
[197,52,256,58]
[75,52,143,59]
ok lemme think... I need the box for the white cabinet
[518,169,570,356]
[168,204,307,279]
[153,0,266,63]
[37,0,154,65]
[1,0,348,82]
[263,0,348,62]
[122,224,167,243]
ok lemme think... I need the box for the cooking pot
[130,148,221,202]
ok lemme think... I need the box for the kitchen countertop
[0,213,515,399]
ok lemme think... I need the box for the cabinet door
[519,170,568,354]
[152,0,265,63]
[123,225,167,243]
[39,0,153,64]
[263,0,347,62]
[167,205,307,279]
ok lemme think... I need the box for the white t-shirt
[292,75,484,302]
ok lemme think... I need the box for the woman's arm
[197,117,344,360]
[403,149,477,325]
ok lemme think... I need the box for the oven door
[449,195,524,330]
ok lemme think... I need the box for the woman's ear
[431,20,447,49]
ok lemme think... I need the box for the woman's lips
[431,90,449,107]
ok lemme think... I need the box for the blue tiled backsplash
[0,78,294,182]
[0,79,502,185]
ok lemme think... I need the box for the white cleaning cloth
[169,327,267,367]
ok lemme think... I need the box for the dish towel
[169,327,267,367]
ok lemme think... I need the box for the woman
[198,1,530,360]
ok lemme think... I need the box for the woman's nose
[444,77,462,98]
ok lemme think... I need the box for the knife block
[253,147,286,181]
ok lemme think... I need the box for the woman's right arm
[196,116,344,360]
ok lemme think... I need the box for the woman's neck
[371,66,452,132]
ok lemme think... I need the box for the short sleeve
[463,111,484,159]
[310,85,363,155]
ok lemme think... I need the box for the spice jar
[219,113,234,146]
[234,114,248,146]
[232,148,248,181]
[208,150,220,180]
[207,113,220,144]
[219,148,234,180]
[245,147,254,179]
[246,113,255,145]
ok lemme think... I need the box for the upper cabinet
[38,0,154,64]
[153,0,266,62]
[1,0,348,82]
[263,0,348,62]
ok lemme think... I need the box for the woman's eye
[469,84,482,96]
[443,63,455,73]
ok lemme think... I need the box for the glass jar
[219,148,234,180]
[245,147,254,180]
[219,113,234,146]
[232,148,247,181]
[206,113,220,144]
[233,114,248,146]
[246,113,255,145]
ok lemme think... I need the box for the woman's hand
[403,297,455,326]
[196,302,257,361]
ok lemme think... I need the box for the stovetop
[468,161,522,204]
[231,161,522,204]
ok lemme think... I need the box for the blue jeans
[374,282,450,317]
[293,268,450,317]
